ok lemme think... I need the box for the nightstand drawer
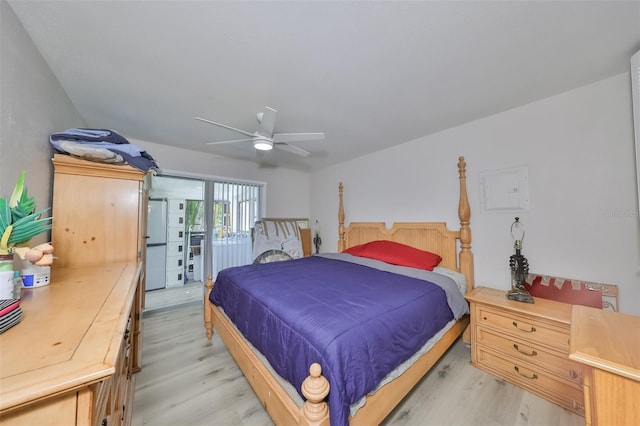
[476,326,583,387]
[475,305,570,352]
[476,346,585,416]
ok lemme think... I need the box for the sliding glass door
[148,173,264,288]
[209,181,262,278]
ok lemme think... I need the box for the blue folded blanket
[50,128,159,172]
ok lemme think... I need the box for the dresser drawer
[167,213,184,228]
[168,199,185,214]
[475,305,570,352]
[476,326,583,387]
[166,254,184,271]
[165,269,184,287]
[167,241,185,257]
[167,227,185,242]
[476,346,585,416]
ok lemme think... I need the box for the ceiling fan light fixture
[197,107,323,157]
[253,137,273,151]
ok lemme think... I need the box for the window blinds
[210,181,262,278]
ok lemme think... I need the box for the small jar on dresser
[465,286,586,416]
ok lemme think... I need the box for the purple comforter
[210,256,454,425]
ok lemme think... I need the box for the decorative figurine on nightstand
[313,220,322,254]
[507,217,534,303]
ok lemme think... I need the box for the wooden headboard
[337,156,474,292]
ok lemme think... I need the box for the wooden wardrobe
[50,154,150,372]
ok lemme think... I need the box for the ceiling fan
[195,106,324,157]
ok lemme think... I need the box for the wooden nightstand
[466,286,585,416]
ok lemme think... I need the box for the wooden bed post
[204,275,214,339]
[457,156,474,288]
[338,182,345,252]
[300,363,330,426]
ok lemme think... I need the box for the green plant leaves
[0,172,52,250]
[0,198,11,231]
[9,170,25,208]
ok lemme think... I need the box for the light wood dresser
[466,286,585,416]
[569,305,640,426]
[0,262,141,425]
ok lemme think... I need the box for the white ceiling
[8,1,640,171]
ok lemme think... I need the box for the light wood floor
[132,303,584,426]
[143,280,203,312]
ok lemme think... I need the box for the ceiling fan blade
[194,116,256,138]
[275,143,309,157]
[258,106,277,137]
[206,138,253,145]
[272,132,325,143]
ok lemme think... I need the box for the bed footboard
[301,363,331,425]
[203,275,330,425]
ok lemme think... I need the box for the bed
[203,156,474,425]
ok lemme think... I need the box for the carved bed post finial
[457,157,474,288]
[338,182,345,252]
[204,275,214,339]
[300,363,330,426]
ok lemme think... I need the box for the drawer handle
[512,321,536,333]
[514,365,538,380]
[513,343,537,356]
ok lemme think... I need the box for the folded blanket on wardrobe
[50,128,159,172]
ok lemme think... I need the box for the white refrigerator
[146,199,167,291]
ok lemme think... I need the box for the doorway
[144,174,264,311]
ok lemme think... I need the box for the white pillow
[433,266,468,295]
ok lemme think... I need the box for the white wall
[131,139,310,219]
[0,2,309,247]
[312,73,640,316]
[0,2,85,245]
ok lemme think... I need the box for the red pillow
[342,243,368,256]
[343,240,442,271]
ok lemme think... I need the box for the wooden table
[569,305,640,426]
[0,262,142,425]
